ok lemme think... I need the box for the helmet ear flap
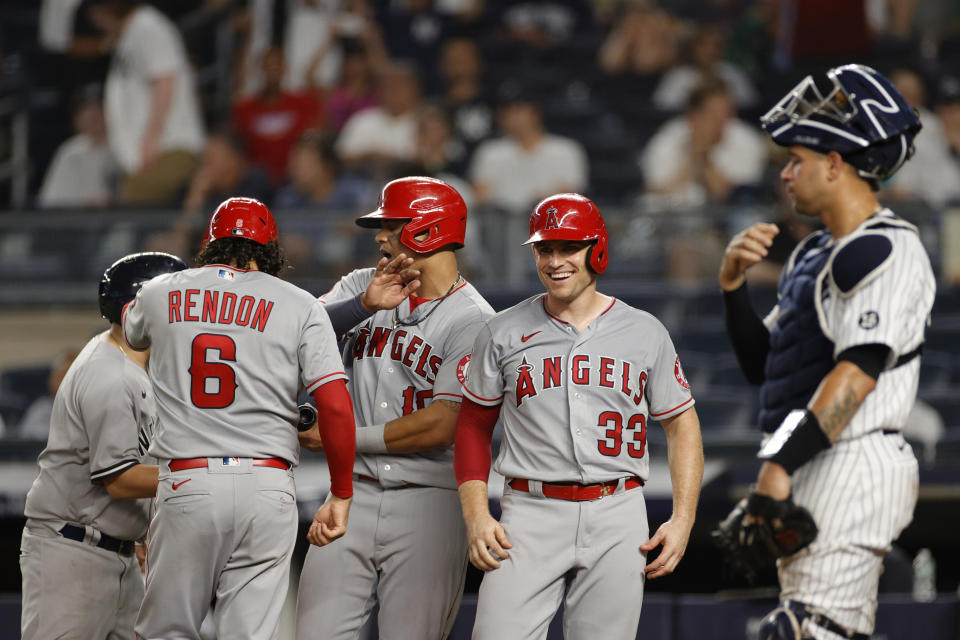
[588,235,609,274]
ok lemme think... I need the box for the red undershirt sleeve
[312,379,356,498]
[454,397,501,485]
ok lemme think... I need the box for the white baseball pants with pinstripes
[778,430,918,639]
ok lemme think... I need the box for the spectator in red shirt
[232,45,324,186]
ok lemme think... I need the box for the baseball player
[20,251,187,640]
[718,64,933,639]
[295,176,495,640]
[455,194,705,640]
[124,197,357,639]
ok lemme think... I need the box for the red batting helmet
[523,193,609,274]
[355,176,467,253]
[207,197,279,246]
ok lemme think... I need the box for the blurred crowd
[2,0,960,278]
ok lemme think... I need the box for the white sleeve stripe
[90,459,140,480]
[306,371,348,392]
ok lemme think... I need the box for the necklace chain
[392,272,462,328]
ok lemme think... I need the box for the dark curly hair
[195,238,288,277]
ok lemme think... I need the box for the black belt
[58,524,135,556]
[785,600,868,640]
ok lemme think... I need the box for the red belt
[169,457,290,471]
[508,476,643,501]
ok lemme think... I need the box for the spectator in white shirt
[87,0,205,206]
[37,91,115,208]
[468,85,587,214]
[335,62,422,180]
[641,80,767,209]
[882,66,960,208]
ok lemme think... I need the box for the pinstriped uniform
[764,210,934,638]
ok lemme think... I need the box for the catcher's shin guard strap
[758,409,831,474]
[783,601,869,640]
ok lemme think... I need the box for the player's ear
[825,151,846,182]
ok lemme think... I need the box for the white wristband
[355,423,388,454]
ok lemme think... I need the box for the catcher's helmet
[355,176,467,253]
[523,193,609,274]
[207,197,278,246]
[761,63,921,182]
[99,252,187,324]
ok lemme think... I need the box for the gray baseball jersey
[23,334,155,540]
[463,294,694,483]
[321,268,494,488]
[123,264,346,463]
[763,210,932,637]
[124,264,346,640]
[20,334,153,640]
[463,294,694,640]
[297,268,494,640]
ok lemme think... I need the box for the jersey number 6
[597,411,646,458]
[189,333,238,408]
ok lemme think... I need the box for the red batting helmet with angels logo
[355,176,467,253]
[523,193,609,274]
[207,197,279,245]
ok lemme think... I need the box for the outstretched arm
[304,398,463,455]
[324,254,421,336]
[641,406,703,579]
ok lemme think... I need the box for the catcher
[714,64,928,640]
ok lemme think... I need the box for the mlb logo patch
[217,269,235,280]
[222,457,240,466]
[231,228,245,236]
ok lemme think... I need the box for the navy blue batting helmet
[761,64,921,182]
[99,252,187,324]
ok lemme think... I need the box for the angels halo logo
[674,356,690,390]
[456,354,472,384]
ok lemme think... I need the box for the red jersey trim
[306,371,347,391]
[650,396,695,417]
[121,300,149,351]
[433,392,463,402]
[600,298,617,315]
[540,296,569,325]
[409,280,469,312]
[462,384,503,405]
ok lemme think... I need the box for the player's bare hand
[465,512,512,571]
[308,495,352,546]
[718,222,780,291]
[135,542,147,574]
[640,515,694,579]
[297,421,324,452]
[360,254,421,312]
